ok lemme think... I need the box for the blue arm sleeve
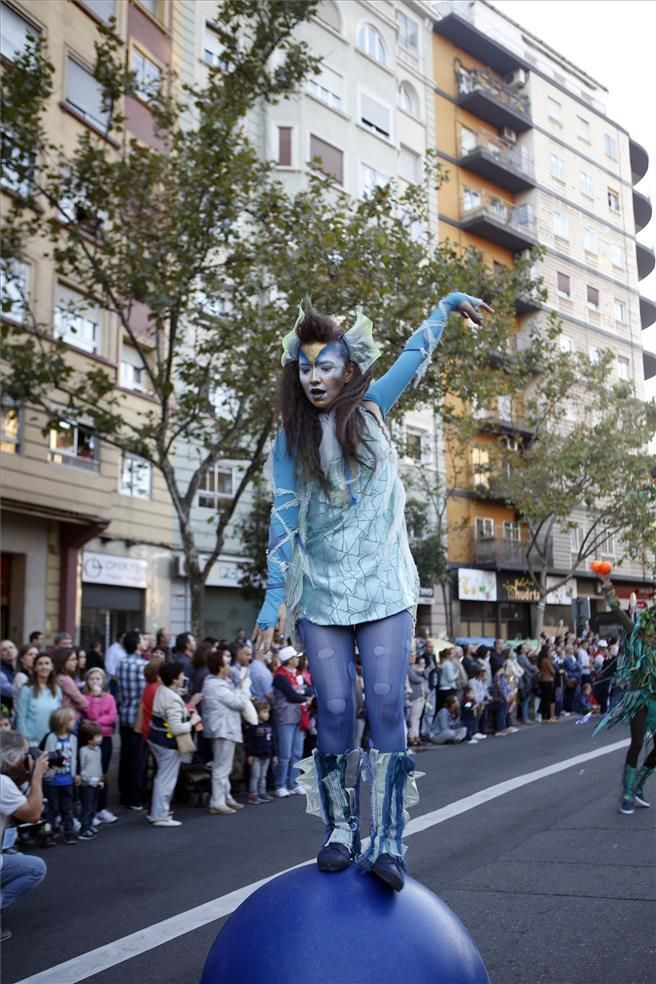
[365,292,482,416]
[256,429,299,629]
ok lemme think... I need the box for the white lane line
[14,738,629,984]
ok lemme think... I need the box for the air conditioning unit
[505,68,528,89]
[501,126,517,144]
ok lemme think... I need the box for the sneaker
[152,818,182,827]
[79,830,97,840]
[467,738,479,744]
[0,928,12,943]
[275,788,290,798]
[209,805,236,815]
[96,809,119,824]
[634,792,651,808]
[258,793,273,803]
[226,798,244,810]
[475,733,487,740]
[508,727,520,734]
[64,834,78,845]
[92,818,101,829]
[129,805,145,812]
[289,786,304,795]
[248,795,263,805]
[146,811,173,823]
[619,798,635,815]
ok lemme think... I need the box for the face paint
[299,341,351,410]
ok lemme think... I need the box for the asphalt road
[3,719,655,984]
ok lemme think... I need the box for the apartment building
[431,0,654,637]
[1,0,177,646]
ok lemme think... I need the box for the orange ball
[591,560,603,573]
[599,561,612,576]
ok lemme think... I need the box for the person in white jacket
[201,649,250,816]
[147,661,201,828]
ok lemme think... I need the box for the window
[80,0,116,23]
[360,92,391,138]
[472,447,490,488]
[66,58,110,132]
[1,127,35,197]
[589,346,601,364]
[614,298,627,323]
[604,133,618,160]
[309,134,343,184]
[399,147,420,183]
[316,0,340,32]
[550,153,565,180]
[198,466,235,508]
[579,171,593,197]
[0,260,29,323]
[547,97,561,123]
[120,344,149,392]
[616,356,630,380]
[577,116,590,142]
[460,126,476,155]
[463,187,481,211]
[276,126,292,167]
[395,9,418,57]
[570,526,582,554]
[361,162,389,195]
[586,285,600,311]
[307,64,343,111]
[557,271,571,298]
[600,532,615,557]
[203,23,227,69]
[553,212,569,239]
[559,335,573,353]
[130,46,161,102]
[611,243,625,268]
[49,420,99,471]
[358,23,386,64]
[54,284,100,354]
[1,399,20,454]
[498,395,512,420]
[583,227,598,253]
[503,521,521,542]
[120,454,151,499]
[397,80,419,117]
[475,517,494,539]
[0,2,40,60]
[137,0,158,14]
[607,188,620,212]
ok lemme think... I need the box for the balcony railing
[460,189,536,251]
[456,66,532,131]
[474,532,553,569]
[459,129,535,193]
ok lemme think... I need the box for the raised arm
[364,292,490,417]
[255,429,299,632]
[598,574,635,634]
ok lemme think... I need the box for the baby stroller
[174,751,212,808]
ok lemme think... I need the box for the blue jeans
[0,852,47,909]
[494,698,508,733]
[275,723,304,790]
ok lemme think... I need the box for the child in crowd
[575,682,601,714]
[468,667,490,738]
[83,667,119,824]
[43,707,79,845]
[244,701,276,804]
[460,686,486,744]
[0,707,11,731]
[78,720,104,839]
[428,695,467,745]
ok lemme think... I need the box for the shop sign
[499,576,540,603]
[613,583,654,611]
[458,568,497,602]
[419,586,435,605]
[546,578,577,606]
[177,555,248,589]
[82,551,148,589]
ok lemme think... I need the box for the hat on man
[598,639,608,648]
[279,645,300,663]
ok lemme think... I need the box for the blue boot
[619,764,638,814]
[298,749,361,872]
[634,765,653,808]
[359,749,421,892]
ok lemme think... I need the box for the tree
[1,1,538,635]
[494,347,656,634]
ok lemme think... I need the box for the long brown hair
[31,653,58,698]
[280,304,375,484]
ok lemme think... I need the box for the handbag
[241,699,258,726]
[175,730,196,756]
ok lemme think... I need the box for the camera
[26,746,65,769]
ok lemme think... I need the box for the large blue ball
[201,863,490,984]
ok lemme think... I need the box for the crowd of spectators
[0,620,620,939]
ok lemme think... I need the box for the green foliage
[405,500,448,587]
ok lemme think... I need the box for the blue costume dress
[256,292,481,881]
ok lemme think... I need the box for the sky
[490,0,656,397]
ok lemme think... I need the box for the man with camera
[1,730,49,941]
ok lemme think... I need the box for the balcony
[629,137,649,185]
[458,130,535,194]
[474,533,553,570]
[515,289,543,315]
[434,4,529,77]
[456,67,532,134]
[461,190,536,252]
[640,295,656,330]
[637,242,656,281]
[633,188,652,234]
[644,350,656,382]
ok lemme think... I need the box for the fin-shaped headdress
[281,301,381,374]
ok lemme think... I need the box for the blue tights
[297,610,412,754]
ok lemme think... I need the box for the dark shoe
[64,834,78,845]
[317,842,353,873]
[258,793,273,803]
[79,830,97,840]
[41,834,55,849]
[619,798,635,815]
[0,928,12,942]
[247,795,262,805]
[371,853,404,892]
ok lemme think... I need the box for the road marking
[15,738,629,984]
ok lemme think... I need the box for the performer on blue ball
[253,291,491,891]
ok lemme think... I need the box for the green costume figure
[594,576,656,814]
